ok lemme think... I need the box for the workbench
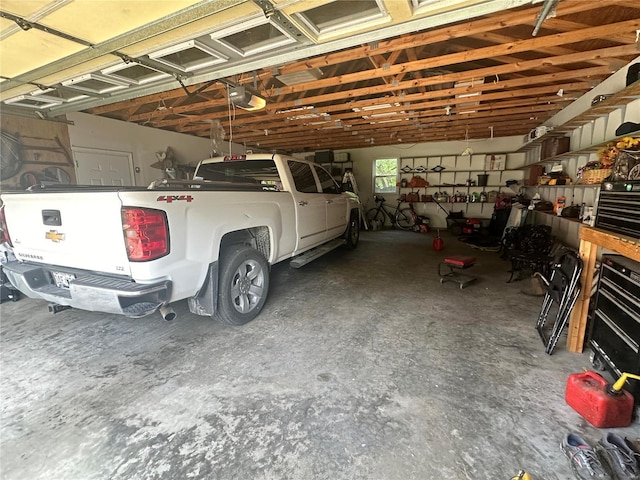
[567,226,640,353]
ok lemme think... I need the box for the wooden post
[566,226,640,353]
[566,238,597,352]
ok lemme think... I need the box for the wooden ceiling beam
[267,44,630,113]
[273,0,602,77]
[272,20,640,96]
[233,120,544,151]
[232,84,580,132]
[165,61,608,133]
[180,94,567,139]
[162,78,584,131]
[469,31,621,69]
[541,18,636,44]
[229,107,557,146]
[153,64,607,130]
[224,113,541,149]
[89,82,224,115]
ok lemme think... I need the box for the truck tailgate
[3,192,131,276]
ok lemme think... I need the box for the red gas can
[565,371,634,428]
[433,231,444,251]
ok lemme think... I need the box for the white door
[74,147,134,186]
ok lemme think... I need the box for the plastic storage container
[565,370,634,428]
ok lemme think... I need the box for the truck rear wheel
[216,245,270,326]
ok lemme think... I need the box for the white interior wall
[336,136,524,211]
[67,112,245,186]
[298,135,524,228]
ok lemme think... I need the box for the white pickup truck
[0,154,360,325]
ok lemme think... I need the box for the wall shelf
[397,153,525,226]
[532,210,584,224]
[522,129,640,168]
[517,80,640,153]
[530,184,603,189]
[513,69,640,250]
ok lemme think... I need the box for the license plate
[51,271,75,288]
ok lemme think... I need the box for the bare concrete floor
[1,230,638,480]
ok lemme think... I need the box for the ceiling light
[228,85,266,111]
[276,68,323,85]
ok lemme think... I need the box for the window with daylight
[373,158,398,194]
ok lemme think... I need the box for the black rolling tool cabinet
[589,254,640,401]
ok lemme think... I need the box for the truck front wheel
[345,210,359,249]
[216,246,270,326]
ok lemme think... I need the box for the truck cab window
[197,159,281,187]
[315,165,340,194]
[288,161,319,193]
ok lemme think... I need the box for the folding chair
[535,250,583,354]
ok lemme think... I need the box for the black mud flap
[188,262,218,316]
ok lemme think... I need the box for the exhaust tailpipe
[49,303,71,314]
[159,305,176,321]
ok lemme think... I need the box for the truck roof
[197,153,314,167]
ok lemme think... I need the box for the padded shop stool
[438,256,476,289]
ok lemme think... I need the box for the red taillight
[0,205,12,247]
[121,207,169,261]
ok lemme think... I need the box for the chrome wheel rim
[230,259,266,314]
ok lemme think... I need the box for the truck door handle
[298,201,308,206]
[326,200,333,204]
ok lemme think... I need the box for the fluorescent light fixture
[455,79,484,114]
[228,85,266,111]
[276,68,323,85]
[275,105,323,121]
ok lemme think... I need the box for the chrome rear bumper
[2,261,170,317]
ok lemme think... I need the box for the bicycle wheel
[366,207,385,229]
[394,208,415,231]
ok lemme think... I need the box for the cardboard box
[528,165,545,185]
[541,137,570,160]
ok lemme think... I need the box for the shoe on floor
[598,433,640,480]
[562,433,612,479]
[625,438,640,456]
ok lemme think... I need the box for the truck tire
[345,210,359,249]
[216,245,270,326]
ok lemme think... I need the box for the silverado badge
[45,230,65,242]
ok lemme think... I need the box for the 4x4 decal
[157,195,193,203]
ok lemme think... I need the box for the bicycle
[365,195,414,231]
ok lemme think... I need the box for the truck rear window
[196,160,283,191]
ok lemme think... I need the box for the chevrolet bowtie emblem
[45,230,65,242]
